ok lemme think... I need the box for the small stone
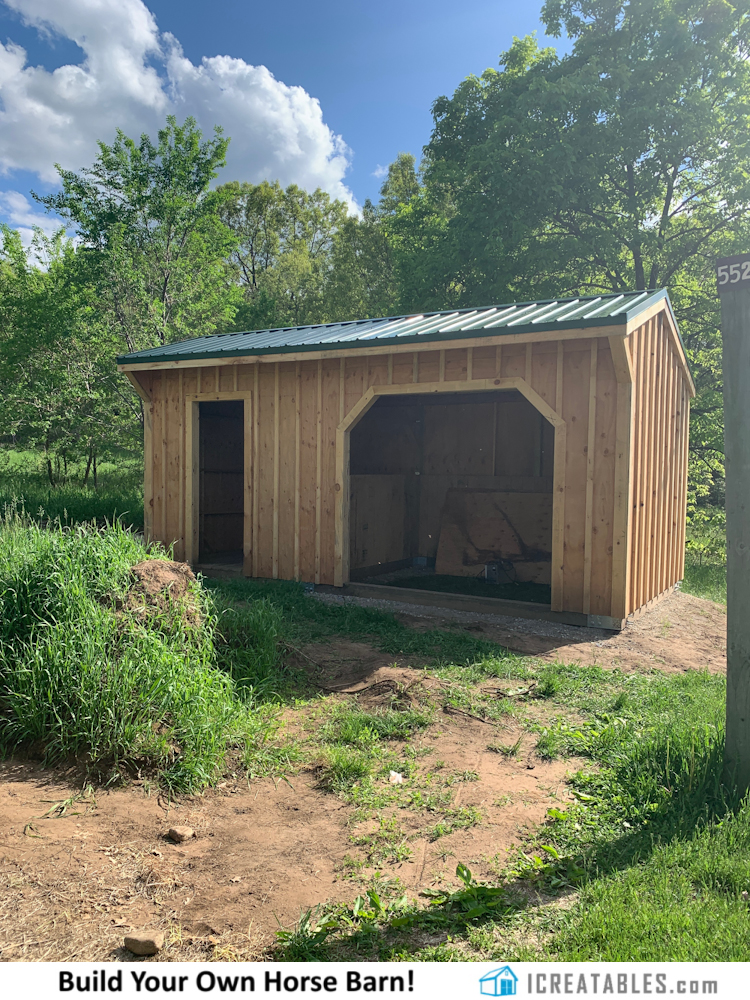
[168,826,195,843]
[124,931,164,956]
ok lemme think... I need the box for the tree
[0,226,138,483]
[427,3,750,298]
[219,180,349,329]
[422,0,750,505]
[37,116,239,354]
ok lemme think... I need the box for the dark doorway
[199,400,244,564]
[348,390,554,605]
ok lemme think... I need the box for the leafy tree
[375,153,422,218]
[421,0,750,506]
[0,227,138,483]
[37,116,239,354]
[220,180,349,329]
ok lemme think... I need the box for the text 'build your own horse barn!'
[117,289,694,631]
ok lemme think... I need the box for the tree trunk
[83,443,93,487]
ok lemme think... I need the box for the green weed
[0,509,286,790]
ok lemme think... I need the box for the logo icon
[479,966,518,997]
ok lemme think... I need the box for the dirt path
[0,718,571,962]
[314,590,726,675]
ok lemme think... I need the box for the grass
[275,662,747,963]
[0,506,287,791]
[682,551,726,603]
[683,508,726,603]
[206,576,510,667]
[0,449,144,530]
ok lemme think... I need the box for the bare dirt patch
[0,711,572,962]
[0,588,723,961]
[386,591,725,675]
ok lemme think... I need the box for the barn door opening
[347,389,554,606]
[198,400,244,564]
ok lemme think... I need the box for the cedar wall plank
[344,357,364,417]
[152,375,165,548]
[444,348,467,382]
[256,365,276,577]
[278,363,297,581]
[561,344,590,611]
[298,362,319,582]
[165,372,183,560]
[418,351,440,383]
[627,318,690,608]
[589,344,617,616]
[501,345,525,380]
[319,360,340,584]
[368,357,389,390]
[473,345,496,379]
[391,353,414,385]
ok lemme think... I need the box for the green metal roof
[117,289,673,366]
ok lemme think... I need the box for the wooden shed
[117,289,694,630]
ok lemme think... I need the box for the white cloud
[0,189,63,246]
[0,0,356,207]
[372,164,389,179]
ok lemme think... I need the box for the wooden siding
[627,314,690,616]
[132,310,691,621]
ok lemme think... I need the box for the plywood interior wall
[134,315,691,621]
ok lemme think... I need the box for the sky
[0,0,566,242]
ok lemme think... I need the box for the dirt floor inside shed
[0,590,726,962]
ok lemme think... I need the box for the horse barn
[117,289,694,630]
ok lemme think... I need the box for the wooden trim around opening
[184,390,253,570]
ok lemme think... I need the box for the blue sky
[0,0,565,238]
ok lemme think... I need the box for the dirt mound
[121,560,199,621]
[131,560,196,599]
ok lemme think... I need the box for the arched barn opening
[348,389,555,605]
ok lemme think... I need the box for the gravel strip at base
[310,591,613,644]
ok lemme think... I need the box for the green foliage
[0,227,137,475]
[220,180,350,329]
[38,116,238,353]
[206,576,515,667]
[316,704,432,794]
[5,1,744,521]
[0,450,144,528]
[420,862,511,921]
[213,595,285,698]
[321,705,431,746]
[420,0,750,505]
[0,509,286,790]
[1,117,240,480]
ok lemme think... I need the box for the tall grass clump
[0,506,282,790]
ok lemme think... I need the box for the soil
[314,590,726,675]
[0,718,570,962]
[0,588,725,962]
[130,560,196,600]
[121,560,200,624]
